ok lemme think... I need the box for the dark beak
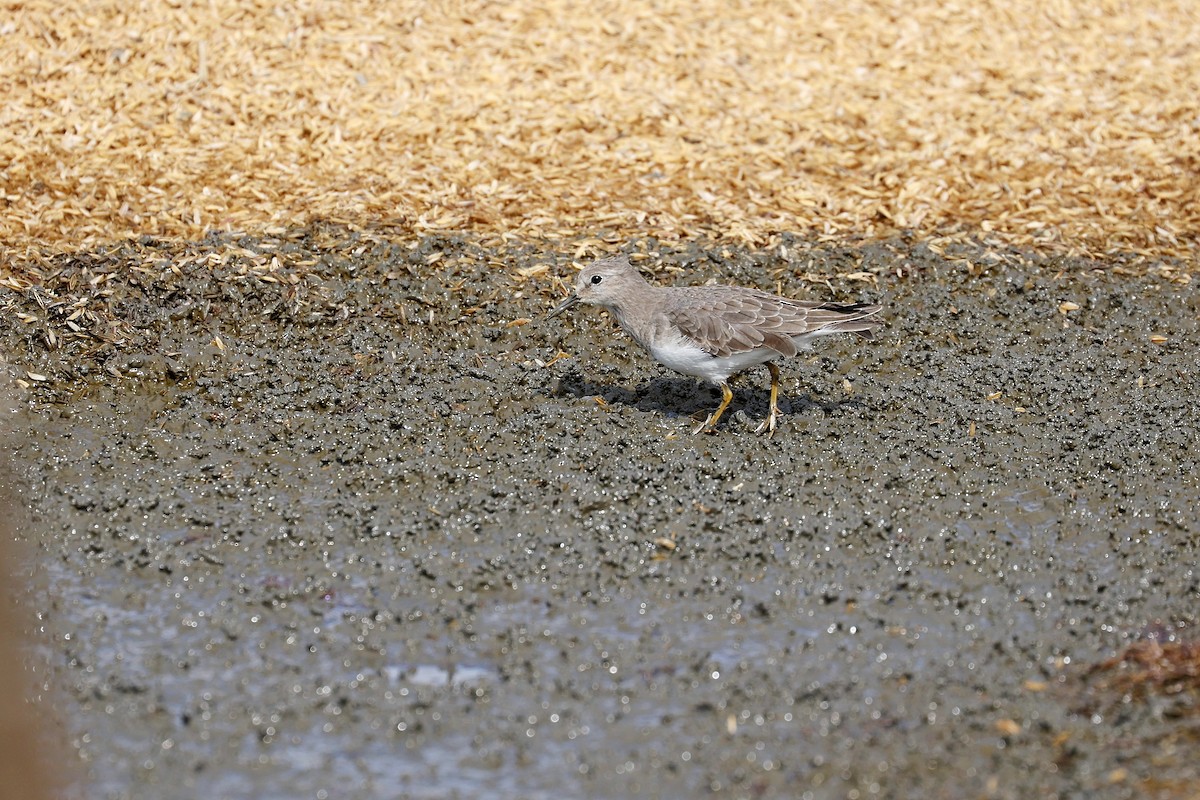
[547,293,580,319]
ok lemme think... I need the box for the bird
[548,255,882,435]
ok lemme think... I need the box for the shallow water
[4,234,1198,799]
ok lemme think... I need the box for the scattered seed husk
[0,0,1197,265]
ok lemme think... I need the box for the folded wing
[666,289,881,358]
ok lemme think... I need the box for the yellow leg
[694,381,734,434]
[754,362,781,436]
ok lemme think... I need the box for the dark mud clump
[2,228,1199,799]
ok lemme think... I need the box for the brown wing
[665,288,881,358]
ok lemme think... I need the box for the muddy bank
[3,230,1198,799]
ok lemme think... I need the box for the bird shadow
[551,369,866,427]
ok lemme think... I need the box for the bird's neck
[605,284,664,352]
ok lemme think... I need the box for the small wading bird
[548,255,882,435]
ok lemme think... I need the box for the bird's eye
[590,275,603,285]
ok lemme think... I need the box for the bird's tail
[814,302,883,339]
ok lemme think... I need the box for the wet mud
[3,231,1198,799]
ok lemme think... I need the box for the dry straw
[1,0,1197,262]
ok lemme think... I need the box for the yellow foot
[754,362,782,436]
[753,412,778,437]
[692,381,735,435]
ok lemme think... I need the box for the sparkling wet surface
[4,234,1199,799]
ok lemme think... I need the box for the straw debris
[1,0,1198,264]
[1088,637,1200,702]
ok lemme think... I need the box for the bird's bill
[547,293,580,318]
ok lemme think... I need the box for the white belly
[649,333,780,385]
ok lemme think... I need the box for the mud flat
[3,231,1198,799]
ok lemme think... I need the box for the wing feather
[665,288,881,357]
